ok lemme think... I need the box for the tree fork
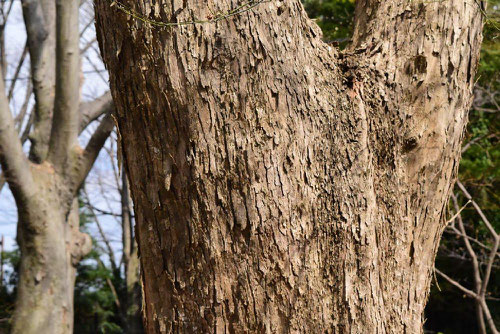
[95,0,484,332]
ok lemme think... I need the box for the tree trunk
[0,0,114,332]
[122,170,144,334]
[12,169,91,334]
[95,0,484,332]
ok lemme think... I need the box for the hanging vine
[109,0,270,28]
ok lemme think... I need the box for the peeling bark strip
[95,0,484,332]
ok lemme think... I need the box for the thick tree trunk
[11,168,91,334]
[95,0,484,332]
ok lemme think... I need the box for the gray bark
[95,0,484,332]
[0,1,115,331]
[13,198,90,333]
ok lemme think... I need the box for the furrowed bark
[95,0,484,332]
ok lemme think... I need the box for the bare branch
[80,37,97,55]
[0,101,35,196]
[96,258,122,311]
[450,193,486,332]
[480,297,499,334]
[456,180,498,239]
[47,0,81,166]
[444,185,500,334]
[0,64,35,199]
[461,133,494,154]
[83,53,107,84]
[79,13,95,38]
[79,92,113,132]
[435,268,477,299]
[22,0,56,162]
[74,113,114,191]
[445,199,471,224]
[451,195,481,287]
[83,188,118,272]
[7,43,28,102]
[14,80,33,128]
[0,0,15,81]
[444,227,499,257]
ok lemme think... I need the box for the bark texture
[95,0,484,332]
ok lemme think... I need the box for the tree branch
[22,0,56,162]
[456,180,498,239]
[83,188,118,272]
[47,0,81,166]
[79,92,113,132]
[0,65,35,200]
[434,268,477,299]
[0,101,36,196]
[451,193,483,294]
[7,43,28,102]
[74,113,114,191]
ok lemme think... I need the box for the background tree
[79,141,143,334]
[0,0,114,332]
[95,0,486,332]
[74,188,142,334]
[0,188,143,334]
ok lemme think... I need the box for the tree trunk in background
[12,177,91,334]
[122,170,143,334]
[95,0,484,332]
[0,0,114,332]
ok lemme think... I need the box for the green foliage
[0,248,19,332]
[303,0,355,45]
[74,251,123,334]
[74,200,125,334]
[0,200,130,334]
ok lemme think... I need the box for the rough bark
[95,0,484,332]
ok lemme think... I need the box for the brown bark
[95,0,484,332]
